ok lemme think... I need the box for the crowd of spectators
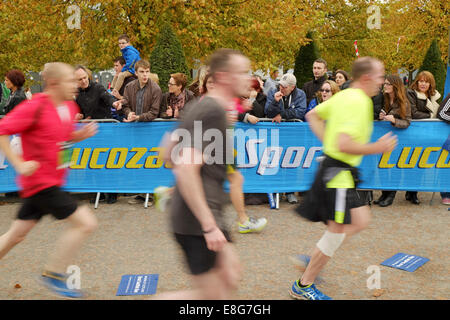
[1,33,449,206]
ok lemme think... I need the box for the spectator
[159,73,195,119]
[188,65,208,97]
[306,80,340,113]
[263,69,279,95]
[111,56,137,100]
[3,69,27,114]
[334,70,350,89]
[0,80,11,115]
[265,73,306,204]
[111,34,141,96]
[74,65,115,120]
[302,58,328,105]
[265,73,307,122]
[437,94,450,205]
[373,75,412,207]
[74,65,118,204]
[238,76,266,123]
[200,72,215,97]
[405,71,441,205]
[113,59,162,123]
[407,71,441,119]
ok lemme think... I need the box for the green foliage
[294,31,320,89]
[419,39,446,95]
[150,22,190,93]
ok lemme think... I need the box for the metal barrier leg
[430,192,435,206]
[144,193,150,209]
[94,192,100,209]
[276,193,279,210]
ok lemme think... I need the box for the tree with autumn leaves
[0,0,447,82]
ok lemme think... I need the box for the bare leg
[0,219,37,260]
[45,205,97,274]
[154,243,241,300]
[228,171,248,224]
[300,205,371,285]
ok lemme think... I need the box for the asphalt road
[0,191,448,300]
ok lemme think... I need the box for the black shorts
[298,187,369,225]
[174,231,232,275]
[17,186,78,221]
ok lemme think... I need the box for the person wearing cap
[265,73,307,122]
[265,73,307,204]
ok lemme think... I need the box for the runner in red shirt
[0,62,98,298]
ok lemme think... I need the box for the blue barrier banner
[0,121,449,193]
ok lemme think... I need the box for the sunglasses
[320,89,331,93]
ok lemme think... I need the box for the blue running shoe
[289,280,332,300]
[40,272,84,299]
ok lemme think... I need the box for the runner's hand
[16,160,40,176]
[375,132,397,153]
[204,227,227,252]
[78,122,98,140]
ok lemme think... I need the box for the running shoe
[289,280,332,300]
[238,217,267,234]
[40,273,84,299]
[154,186,172,212]
[442,198,450,205]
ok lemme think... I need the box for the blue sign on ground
[116,274,159,296]
[381,253,429,272]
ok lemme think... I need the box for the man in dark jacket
[265,73,307,122]
[302,59,328,105]
[74,65,115,120]
[74,65,117,204]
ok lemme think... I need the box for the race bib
[57,141,74,169]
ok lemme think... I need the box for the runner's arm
[0,135,38,176]
[70,122,98,143]
[338,132,397,155]
[0,135,23,168]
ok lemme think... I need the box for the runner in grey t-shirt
[170,97,229,236]
[155,49,251,300]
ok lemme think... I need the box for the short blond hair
[42,62,74,85]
